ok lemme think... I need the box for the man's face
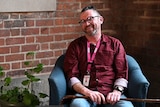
[79,10,103,36]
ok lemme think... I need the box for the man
[64,6,134,107]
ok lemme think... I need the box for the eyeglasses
[79,16,99,25]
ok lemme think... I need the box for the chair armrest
[48,55,67,105]
[126,55,150,107]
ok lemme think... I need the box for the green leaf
[22,80,30,86]
[22,88,30,94]
[31,78,40,82]
[0,66,3,72]
[39,93,48,98]
[33,63,43,73]
[25,72,35,79]
[0,66,4,77]
[23,93,40,106]
[23,94,32,105]
[30,94,40,106]
[0,71,4,77]
[26,52,35,56]
[24,61,30,66]
[4,77,11,86]
[8,96,19,103]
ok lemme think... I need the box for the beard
[84,24,97,36]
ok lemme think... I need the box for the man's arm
[72,82,91,95]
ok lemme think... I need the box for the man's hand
[106,90,121,105]
[85,90,106,104]
[72,82,106,104]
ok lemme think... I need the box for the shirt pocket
[95,65,113,72]
[95,50,115,65]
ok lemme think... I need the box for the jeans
[70,94,134,107]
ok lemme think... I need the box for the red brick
[50,42,66,49]
[64,18,79,25]
[0,56,4,62]
[41,28,49,34]
[50,58,57,66]
[63,33,80,40]
[26,36,35,43]
[41,59,50,65]
[55,50,64,57]
[4,20,24,28]
[20,13,39,19]
[36,35,53,43]
[0,47,10,54]
[26,20,34,27]
[6,54,24,62]
[55,18,63,25]
[10,29,20,36]
[0,29,10,37]
[0,21,3,28]
[36,19,54,26]
[55,11,77,17]
[66,25,82,33]
[22,28,39,35]
[21,44,39,52]
[36,51,53,58]
[0,63,10,70]
[41,43,49,50]
[57,3,79,11]
[54,34,63,41]
[50,27,66,34]
[10,46,20,53]
[12,62,21,69]
[6,37,25,45]
[0,39,4,46]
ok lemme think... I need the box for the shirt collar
[83,34,109,44]
[101,34,108,44]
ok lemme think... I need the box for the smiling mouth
[85,25,93,30]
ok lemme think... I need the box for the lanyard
[87,40,100,73]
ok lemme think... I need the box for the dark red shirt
[64,34,128,96]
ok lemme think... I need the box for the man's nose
[84,21,91,25]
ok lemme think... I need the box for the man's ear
[100,16,104,24]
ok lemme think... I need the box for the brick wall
[0,0,160,106]
[0,1,110,76]
[120,1,160,107]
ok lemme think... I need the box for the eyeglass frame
[78,16,100,25]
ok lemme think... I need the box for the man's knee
[114,100,134,107]
[70,98,90,107]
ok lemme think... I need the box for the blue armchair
[48,54,150,107]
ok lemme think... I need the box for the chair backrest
[48,54,67,105]
[126,55,150,107]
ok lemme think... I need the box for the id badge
[83,75,90,86]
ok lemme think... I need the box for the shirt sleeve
[114,78,128,88]
[63,40,81,82]
[114,39,128,87]
[70,77,81,87]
